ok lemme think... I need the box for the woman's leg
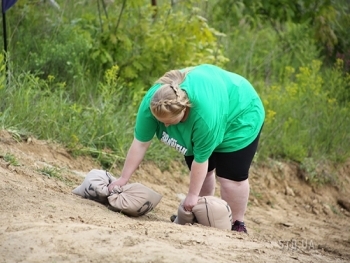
[199,170,216,196]
[215,129,262,232]
[217,177,249,222]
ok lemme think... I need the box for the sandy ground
[0,130,350,263]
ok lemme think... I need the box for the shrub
[259,60,350,163]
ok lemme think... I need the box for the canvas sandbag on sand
[173,203,195,225]
[174,196,232,230]
[108,183,162,217]
[72,169,116,204]
[193,196,232,230]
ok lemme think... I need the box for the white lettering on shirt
[160,131,187,155]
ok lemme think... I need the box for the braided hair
[150,69,191,119]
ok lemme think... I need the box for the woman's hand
[182,160,208,211]
[183,193,199,212]
[108,177,128,193]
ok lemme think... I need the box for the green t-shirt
[134,64,265,163]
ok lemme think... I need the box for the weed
[38,166,60,178]
[330,205,340,215]
[251,189,262,199]
[38,166,75,187]
[3,153,20,166]
[300,158,339,186]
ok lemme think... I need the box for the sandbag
[72,169,116,204]
[192,196,232,230]
[173,196,232,230]
[108,183,162,217]
[173,203,195,225]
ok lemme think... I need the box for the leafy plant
[259,60,350,163]
[2,153,20,166]
[38,166,60,178]
[79,0,228,89]
[209,0,342,68]
[38,166,75,186]
[300,158,336,186]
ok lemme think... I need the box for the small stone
[285,186,295,196]
[282,222,294,227]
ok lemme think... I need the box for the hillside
[0,130,349,263]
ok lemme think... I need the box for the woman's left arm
[183,160,208,211]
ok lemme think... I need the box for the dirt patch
[0,130,349,263]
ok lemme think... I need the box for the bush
[79,1,228,90]
[8,2,91,85]
[259,60,350,163]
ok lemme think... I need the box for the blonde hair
[150,69,192,119]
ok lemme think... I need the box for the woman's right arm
[108,137,151,191]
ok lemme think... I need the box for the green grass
[38,166,74,186]
[2,153,20,166]
[330,205,340,215]
[250,189,262,200]
[38,166,61,178]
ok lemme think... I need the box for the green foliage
[322,59,350,104]
[38,166,60,178]
[27,27,90,82]
[260,60,350,163]
[329,0,350,72]
[1,70,126,146]
[78,0,228,88]
[11,20,91,84]
[300,158,336,186]
[209,0,346,71]
[2,153,20,166]
[38,165,74,186]
[5,0,229,103]
[0,55,5,90]
[210,0,336,27]
[218,21,321,86]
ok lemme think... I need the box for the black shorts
[184,130,262,182]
